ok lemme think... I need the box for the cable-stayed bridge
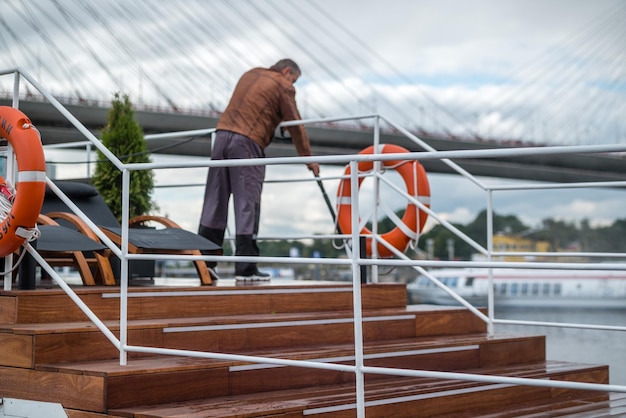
[1,1,625,182]
[3,97,626,184]
[1,1,624,145]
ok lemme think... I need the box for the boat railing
[3,67,626,418]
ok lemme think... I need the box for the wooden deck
[0,278,622,417]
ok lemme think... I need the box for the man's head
[270,59,301,84]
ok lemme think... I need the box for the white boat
[407,268,626,308]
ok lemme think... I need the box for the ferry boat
[407,268,626,308]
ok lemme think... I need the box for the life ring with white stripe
[336,144,430,258]
[0,106,47,256]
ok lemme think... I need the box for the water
[494,306,626,386]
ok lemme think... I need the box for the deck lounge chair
[31,214,113,286]
[41,181,221,285]
[10,214,111,288]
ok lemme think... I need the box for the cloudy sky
[1,0,625,240]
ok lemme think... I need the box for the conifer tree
[93,93,154,221]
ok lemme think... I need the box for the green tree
[418,210,531,260]
[590,218,626,253]
[93,93,154,221]
[419,223,474,260]
[538,218,580,252]
[463,209,528,248]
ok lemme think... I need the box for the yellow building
[492,233,551,262]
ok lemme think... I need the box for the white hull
[407,268,626,309]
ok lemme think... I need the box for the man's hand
[307,163,320,176]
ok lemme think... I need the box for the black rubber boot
[197,226,225,268]
[234,234,259,277]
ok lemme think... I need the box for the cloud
[4,0,626,242]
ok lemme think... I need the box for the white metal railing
[3,67,626,418]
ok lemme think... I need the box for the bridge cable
[302,0,475,138]
[244,0,375,124]
[264,0,420,128]
[222,1,357,119]
[73,0,181,110]
[8,0,85,98]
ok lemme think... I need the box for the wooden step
[0,305,488,367]
[472,391,626,417]
[0,333,546,412]
[548,392,626,417]
[0,283,406,323]
[0,283,617,417]
[102,362,609,418]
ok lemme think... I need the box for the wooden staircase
[0,281,619,417]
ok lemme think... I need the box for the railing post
[85,143,92,178]
[486,189,495,336]
[119,169,130,365]
[370,116,381,283]
[350,160,366,418]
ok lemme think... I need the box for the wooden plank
[4,284,407,324]
[363,316,416,341]
[126,285,346,318]
[34,331,121,364]
[0,366,105,412]
[27,314,543,366]
[26,310,413,363]
[39,335,550,413]
[357,384,549,418]
[0,333,33,368]
[112,363,606,418]
[39,334,531,377]
[227,348,482,395]
[65,410,112,418]
[412,306,487,336]
[479,336,546,367]
[14,292,117,323]
[106,367,230,409]
[126,292,273,319]
[0,295,16,323]
[40,356,230,377]
[549,367,609,396]
[361,284,407,309]
[474,391,612,417]
[117,398,307,418]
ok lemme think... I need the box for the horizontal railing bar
[361,365,626,393]
[121,142,626,171]
[124,345,357,373]
[122,253,626,271]
[494,318,626,332]
[102,287,352,298]
[489,180,626,191]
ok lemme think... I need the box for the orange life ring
[336,144,430,258]
[0,106,47,256]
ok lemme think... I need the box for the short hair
[270,59,301,76]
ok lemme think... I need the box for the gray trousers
[198,131,265,276]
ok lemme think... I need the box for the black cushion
[43,181,122,228]
[45,181,98,199]
[101,226,221,252]
[36,225,107,252]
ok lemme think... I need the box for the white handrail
[4,68,626,418]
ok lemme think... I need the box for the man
[199,59,320,281]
